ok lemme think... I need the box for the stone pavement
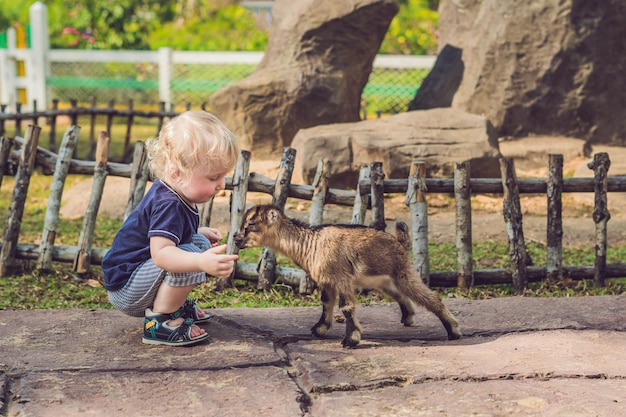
[1,295,625,417]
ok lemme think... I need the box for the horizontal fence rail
[2,123,625,294]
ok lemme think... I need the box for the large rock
[291,108,501,188]
[411,0,626,147]
[210,0,398,157]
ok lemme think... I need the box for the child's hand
[199,227,223,246]
[199,244,238,279]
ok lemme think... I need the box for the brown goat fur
[234,204,462,348]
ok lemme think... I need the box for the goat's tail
[395,221,410,251]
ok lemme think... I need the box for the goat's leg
[406,281,462,340]
[381,286,419,326]
[339,293,362,348]
[311,287,336,338]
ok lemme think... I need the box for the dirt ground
[61,135,626,247]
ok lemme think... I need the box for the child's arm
[150,236,238,278]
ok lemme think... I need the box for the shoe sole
[142,332,210,346]
[193,316,212,324]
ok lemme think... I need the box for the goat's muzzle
[233,232,247,249]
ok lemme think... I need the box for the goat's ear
[268,208,280,224]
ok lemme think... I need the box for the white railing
[0,2,435,113]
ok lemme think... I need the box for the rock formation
[210,0,398,157]
[412,0,626,147]
[291,108,501,188]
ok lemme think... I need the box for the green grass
[1,170,625,311]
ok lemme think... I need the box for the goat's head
[233,205,283,249]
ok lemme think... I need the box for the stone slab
[213,295,626,344]
[0,309,283,374]
[7,367,302,417]
[1,296,625,416]
[289,330,626,393]
[310,378,626,417]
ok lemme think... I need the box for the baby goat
[233,204,462,348]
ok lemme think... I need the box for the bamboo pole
[546,153,564,283]
[124,140,150,220]
[38,125,81,271]
[500,157,528,294]
[588,152,611,287]
[405,160,430,284]
[351,164,370,225]
[257,147,296,290]
[369,162,386,231]
[0,125,41,276]
[73,131,109,274]
[454,161,473,289]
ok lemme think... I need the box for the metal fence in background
[47,50,434,116]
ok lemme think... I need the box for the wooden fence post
[123,99,134,162]
[588,152,611,287]
[87,97,98,160]
[369,162,386,231]
[499,157,528,294]
[0,136,15,189]
[123,140,150,220]
[38,125,81,271]
[219,149,251,290]
[200,197,214,228]
[351,164,370,225]
[405,160,430,284]
[454,161,473,289]
[300,158,331,294]
[546,153,564,283]
[49,99,59,152]
[257,147,296,290]
[0,125,41,276]
[73,131,109,274]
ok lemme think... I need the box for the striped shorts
[107,234,212,317]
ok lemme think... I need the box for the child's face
[176,166,229,205]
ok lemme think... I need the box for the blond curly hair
[146,111,239,184]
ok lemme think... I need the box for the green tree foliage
[380,0,439,55]
[148,2,269,51]
[46,0,176,49]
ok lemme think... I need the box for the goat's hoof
[341,332,361,348]
[341,338,359,349]
[401,317,415,326]
[447,331,462,340]
[311,324,328,338]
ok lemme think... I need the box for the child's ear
[168,165,180,180]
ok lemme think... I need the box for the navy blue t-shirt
[102,179,200,291]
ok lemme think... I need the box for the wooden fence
[2,124,626,294]
[0,99,189,162]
